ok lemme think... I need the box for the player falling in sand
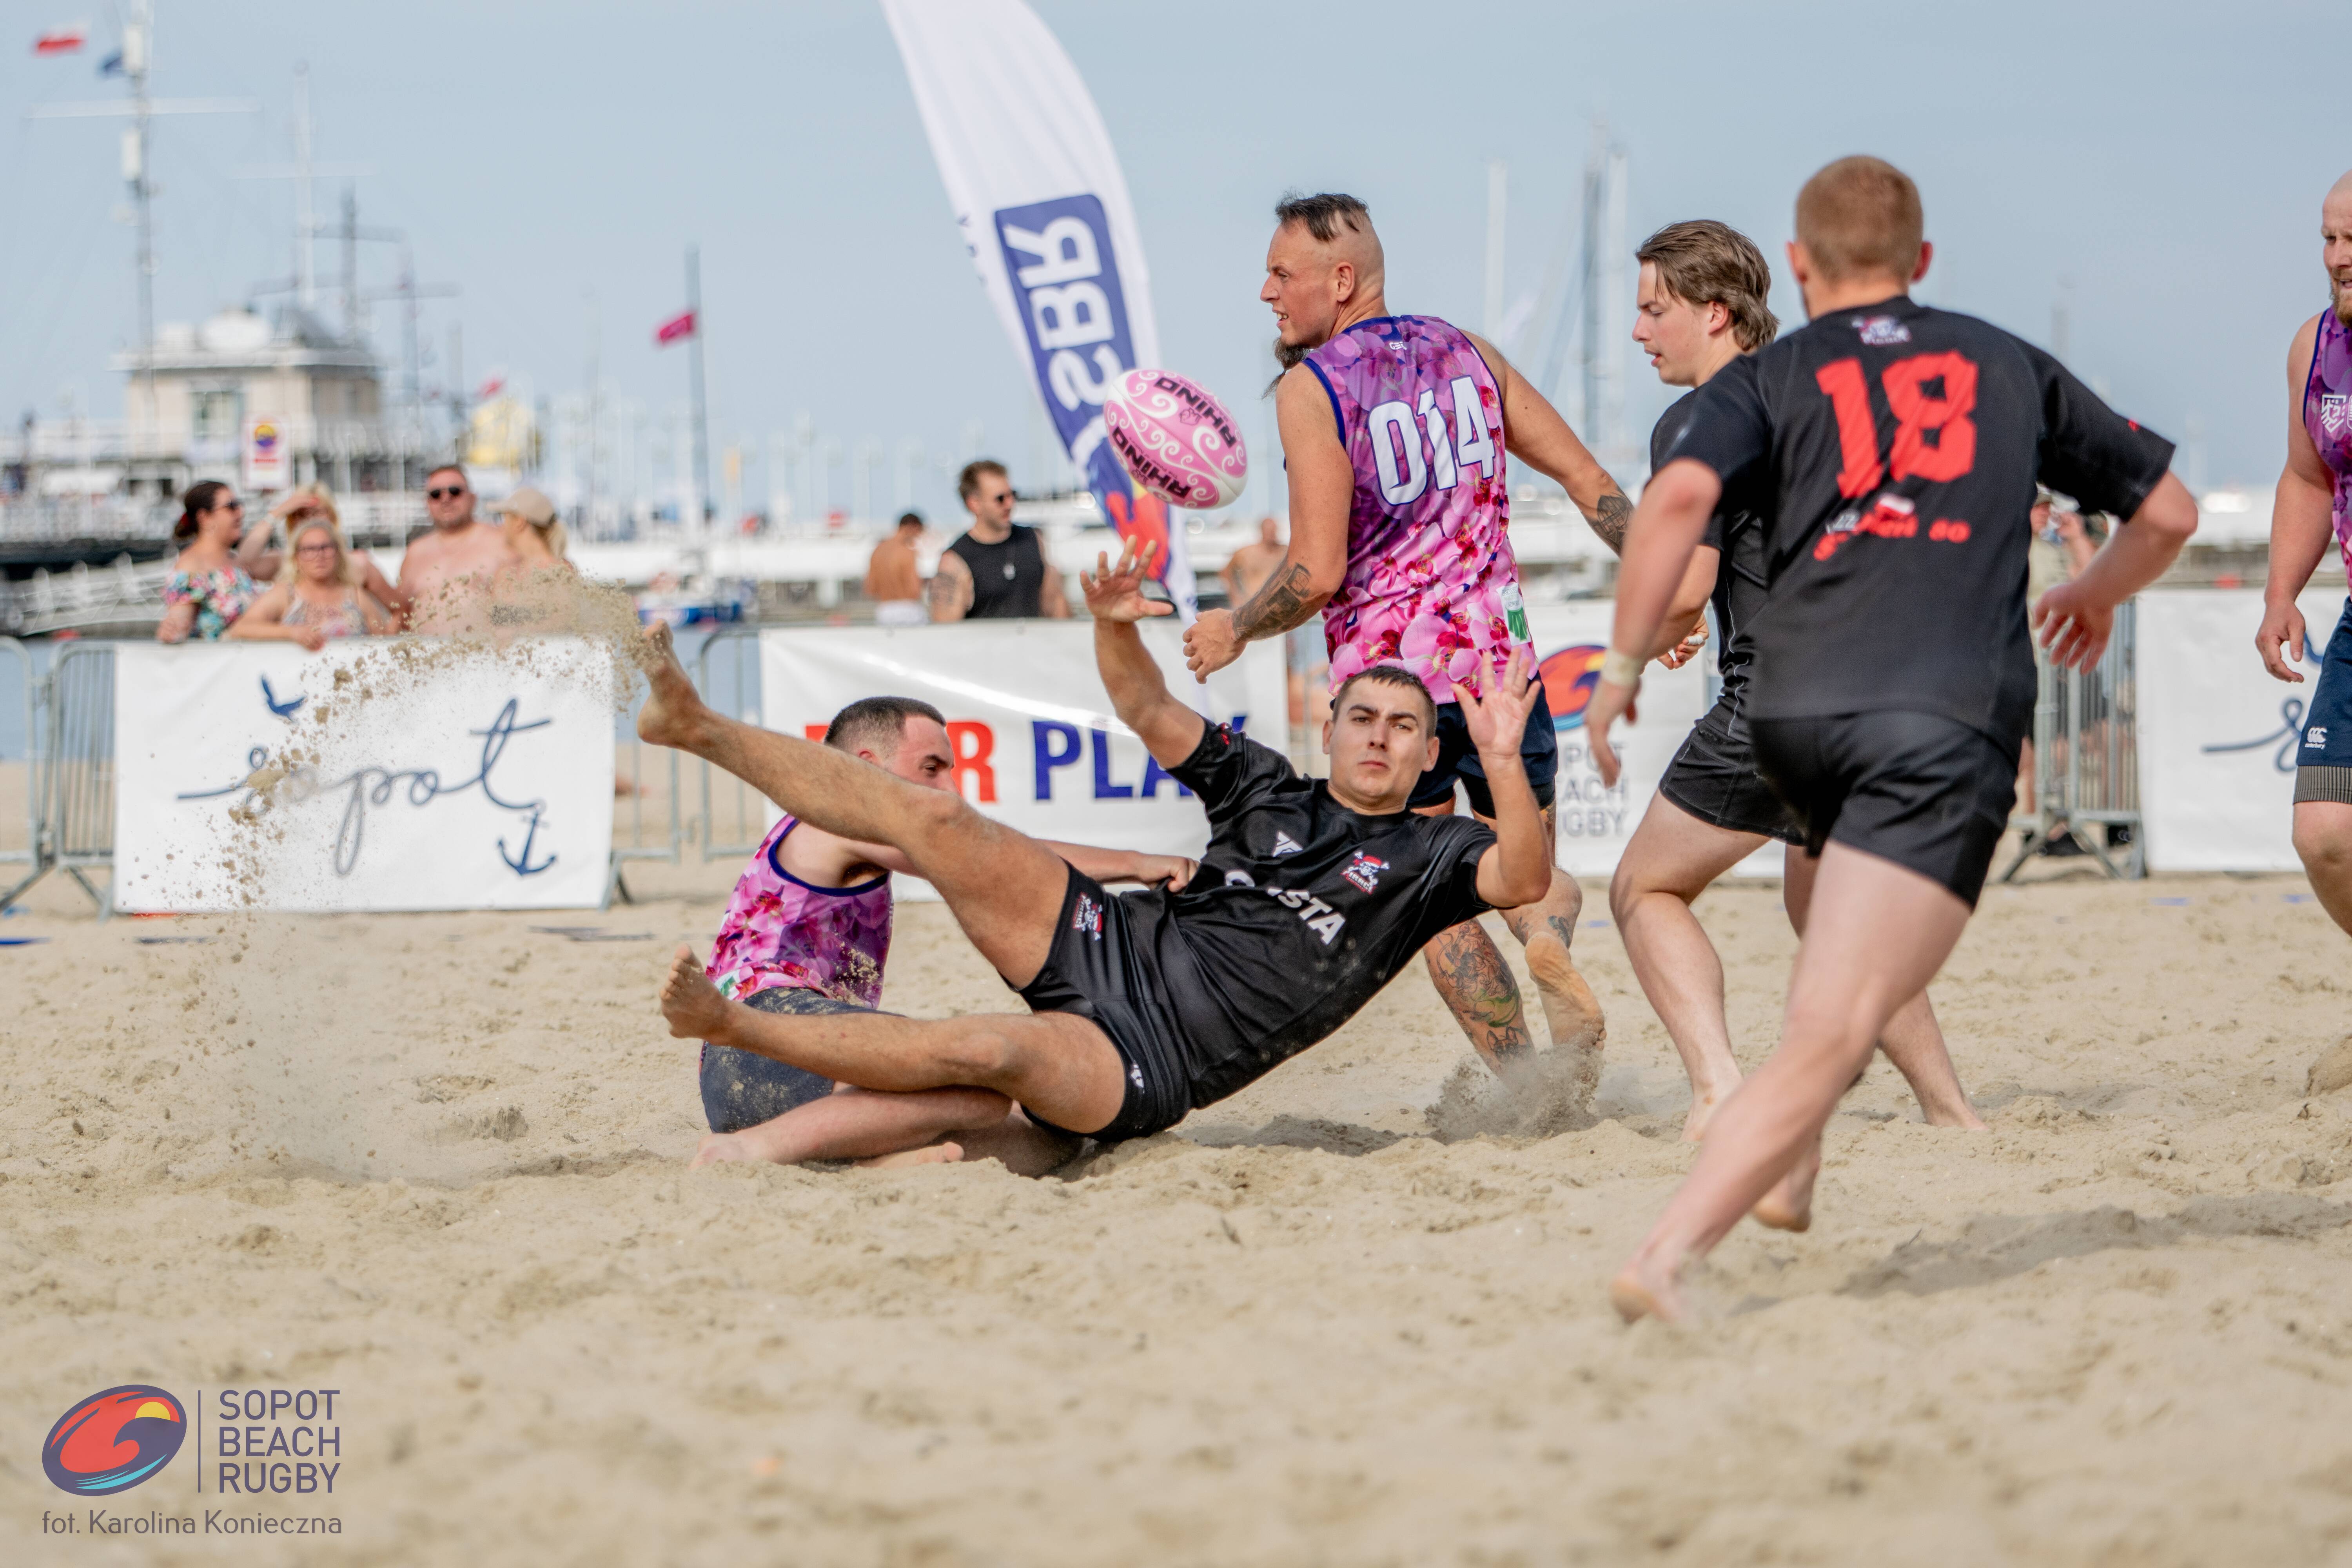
[689,694,1199,1174]
[644,539,1553,1148]
[1608,219,1982,1223]
[1588,156,2196,1321]
[2258,169,2352,953]
[1183,191,1659,1096]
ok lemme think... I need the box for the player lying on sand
[691,694,1198,1174]
[645,539,1553,1146]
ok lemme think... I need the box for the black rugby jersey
[1663,296,2174,748]
[1652,388,1773,719]
[1120,721,1495,1107]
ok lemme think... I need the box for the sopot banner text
[113,639,616,913]
[2138,587,2348,872]
[881,0,1201,618]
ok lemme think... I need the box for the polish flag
[475,375,505,399]
[654,309,696,346]
[34,23,88,54]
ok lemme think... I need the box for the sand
[7,851,2352,1565]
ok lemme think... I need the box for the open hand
[2030,581,2114,671]
[1453,648,1539,760]
[2257,597,2310,684]
[1080,539,1173,624]
[1183,608,1242,682]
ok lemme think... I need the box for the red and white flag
[654,309,695,346]
[33,22,88,54]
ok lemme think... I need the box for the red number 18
[1814,352,1980,497]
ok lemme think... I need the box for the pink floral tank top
[706,815,893,1006]
[2302,309,2352,571]
[1301,315,1529,698]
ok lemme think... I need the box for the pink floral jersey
[1301,314,1530,698]
[705,815,893,1006]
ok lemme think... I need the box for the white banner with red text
[113,638,616,912]
[2137,586,2347,873]
[757,608,1713,892]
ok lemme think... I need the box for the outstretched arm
[1084,540,1207,768]
[1456,650,1553,908]
[1182,368,1349,678]
[1465,331,1634,551]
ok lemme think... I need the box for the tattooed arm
[1463,331,1635,554]
[1183,366,1352,679]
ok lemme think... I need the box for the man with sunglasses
[398,463,523,633]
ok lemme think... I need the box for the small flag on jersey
[33,23,88,54]
[654,309,696,346]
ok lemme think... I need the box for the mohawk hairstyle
[1274,191,1371,243]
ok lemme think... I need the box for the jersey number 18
[1814,352,1980,497]
[1365,377,1499,506]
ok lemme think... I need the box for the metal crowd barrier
[1998,597,2141,881]
[0,636,38,908]
[0,639,115,915]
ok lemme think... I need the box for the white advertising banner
[881,0,1201,617]
[758,622,1280,893]
[113,639,616,912]
[1520,601,1712,877]
[757,608,1708,887]
[2139,586,2347,873]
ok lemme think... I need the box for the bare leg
[1497,858,1607,1054]
[691,1083,1020,1168]
[2293,801,2352,937]
[661,947,1127,1134]
[1608,795,1765,1139]
[1421,802,1606,1064]
[1422,921,1535,1074]
[1612,844,1971,1323]
[636,622,1069,985]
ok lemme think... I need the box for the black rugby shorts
[1016,866,1194,1144]
[1749,710,2017,907]
[1656,697,1805,846]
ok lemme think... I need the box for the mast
[127,2,156,443]
[686,244,711,527]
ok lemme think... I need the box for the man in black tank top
[930,459,1071,621]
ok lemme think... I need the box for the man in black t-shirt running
[640,540,1552,1146]
[1609,220,1983,1170]
[1586,157,2198,1322]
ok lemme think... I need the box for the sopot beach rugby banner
[882,0,1203,619]
[113,639,616,913]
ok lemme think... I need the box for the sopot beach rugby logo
[42,1385,189,1495]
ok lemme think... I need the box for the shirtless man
[2257,170,2352,944]
[647,539,1552,1147]
[1221,517,1288,603]
[1588,156,2194,1321]
[397,464,523,632]
[1183,192,1623,1087]
[1607,219,1982,1158]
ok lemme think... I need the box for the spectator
[1222,515,1328,735]
[495,485,572,573]
[231,508,394,648]
[864,511,927,626]
[156,481,259,642]
[2018,488,2111,854]
[397,463,522,633]
[240,485,406,625]
[1220,515,1287,604]
[929,460,1070,621]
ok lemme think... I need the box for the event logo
[1853,314,1910,346]
[1537,645,1608,730]
[1342,851,1388,894]
[42,1386,188,1496]
[250,422,279,457]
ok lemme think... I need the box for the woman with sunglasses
[230,505,394,650]
[234,485,410,628]
[156,481,261,642]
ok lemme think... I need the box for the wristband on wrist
[1599,648,1644,689]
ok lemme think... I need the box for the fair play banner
[113,639,615,913]
[1521,602,1711,877]
[759,622,1281,897]
[2138,586,2348,873]
[881,0,1201,619]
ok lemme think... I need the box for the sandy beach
[6,851,2352,1565]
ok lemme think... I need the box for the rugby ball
[1102,368,1248,510]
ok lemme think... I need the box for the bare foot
[1753,1140,1820,1232]
[635,622,707,750]
[659,945,733,1042]
[854,1141,964,1169]
[1609,1254,1686,1324]
[1681,1082,1739,1142]
[1926,1102,1989,1131]
[690,1132,755,1169]
[1527,941,1608,1053]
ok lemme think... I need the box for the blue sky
[0,0,2338,519]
